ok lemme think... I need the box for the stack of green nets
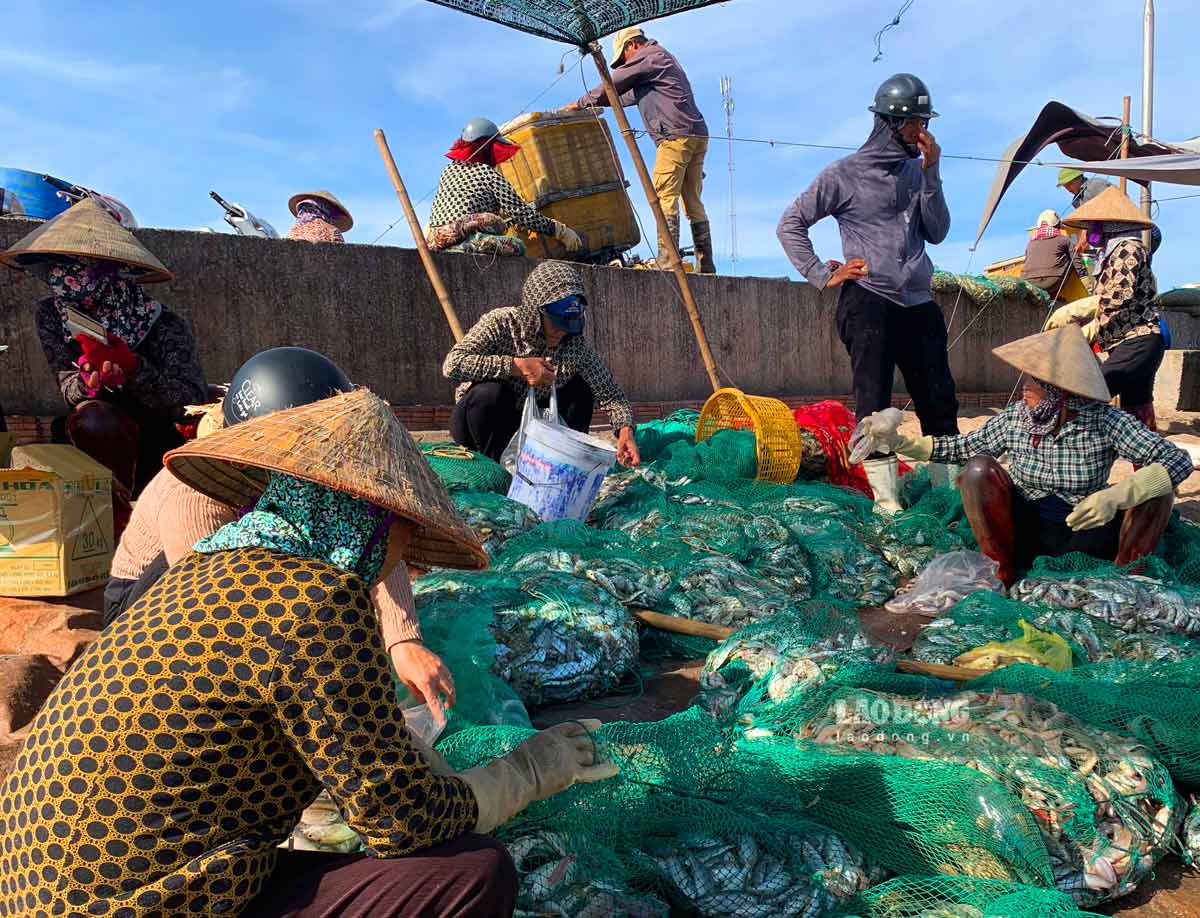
[931,269,1051,308]
[419,440,511,493]
[633,408,700,464]
[450,490,540,556]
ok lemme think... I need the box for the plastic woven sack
[450,490,541,556]
[419,441,511,493]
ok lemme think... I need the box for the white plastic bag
[884,550,1005,617]
[848,407,904,465]
[500,387,560,474]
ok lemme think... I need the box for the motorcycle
[209,190,278,238]
[41,174,137,227]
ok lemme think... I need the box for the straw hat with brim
[0,198,173,283]
[993,325,1111,403]
[164,388,487,571]
[1061,185,1152,229]
[288,191,353,232]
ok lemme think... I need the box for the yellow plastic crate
[696,388,802,484]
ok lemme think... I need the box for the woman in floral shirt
[286,190,353,243]
[1,199,207,539]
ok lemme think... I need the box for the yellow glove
[458,719,617,832]
[552,221,583,253]
[895,435,934,461]
[1044,295,1099,331]
[1066,464,1174,531]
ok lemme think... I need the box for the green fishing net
[633,409,700,464]
[657,428,760,483]
[835,875,1104,918]
[450,490,541,556]
[419,441,511,493]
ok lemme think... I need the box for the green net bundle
[414,570,638,707]
[835,875,1104,918]
[700,603,893,719]
[419,441,511,493]
[778,514,896,606]
[633,409,700,464]
[657,427,760,483]
[786,686,1181,905]
[450,491,541,556]
[1011,569,1200,637]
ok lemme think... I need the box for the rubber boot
[863,456,903,515]
[691,220,717,274]
[925,462,962,490]
[1115,493,1174,569]
[958,454,1018,587]
[657,214,681,269]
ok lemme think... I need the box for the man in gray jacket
[566,27,714,273]
[777,73,958,511]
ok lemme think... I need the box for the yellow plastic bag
[954,620,1072,673]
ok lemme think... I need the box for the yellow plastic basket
[696,388,802,484]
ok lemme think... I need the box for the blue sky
[7,0,1199,287]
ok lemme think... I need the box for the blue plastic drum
[0,168,72,220]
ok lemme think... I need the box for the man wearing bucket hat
[0,386,619,917]
[286,189,354,243]
[444,260,640,468]
[1020,209,1075,297]
[860,326,1192,585]
[427,117,583,257]
[0,198,207,539]
[104,347,461,725]
[566,27,714,273]
[777,73,958,513]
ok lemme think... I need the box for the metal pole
[373,129,466,342]
[721,76,737,270]
[1141,0,1155,247]
[1120,96,1131,195]
[587,44,722,393]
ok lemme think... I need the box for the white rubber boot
[864,456,903,514]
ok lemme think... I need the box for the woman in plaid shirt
[867,326,1191,584]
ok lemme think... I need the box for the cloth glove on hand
[1066,464,1174,531]
[1044,295,1099,332]
[457,719,618,833]
[894,435,934,461]
[77,334,139,376]
[552,221,583,253]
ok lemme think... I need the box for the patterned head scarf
[1016,378,1095,445]
[518,260,587,334]
[294,198,343,226]
[45,257,163,347]
[194,474,394,585]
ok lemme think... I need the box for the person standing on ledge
[565,26,715,274]
[776,73,958,512]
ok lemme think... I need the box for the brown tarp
[1045,154,1200,187]
[974,101,1185,245]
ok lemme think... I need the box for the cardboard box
[0,445,114,597]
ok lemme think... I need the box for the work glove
[849,408,904,463]
[457,719,618,833]
[552,221,584,253]
[894,435,934,462]
[1066,464,1174,531]
[77,334,139,377]
[1043,295,1099,332]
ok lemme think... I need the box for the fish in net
[1012,572,1200,637]
[450,490,541,556]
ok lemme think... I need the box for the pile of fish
[779,514,896,606]
[451,491,541,556]
[1013,575,1200,638]
[872,514,971,579]
[796,689,1181,905]
[666,555,796,628]
[505,547,674,608]
[507,831,667,918]
[492,572,639,705]
[649,831,885,918]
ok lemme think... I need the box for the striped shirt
[931,403,1193,504]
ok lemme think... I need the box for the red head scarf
[445,137,521,167]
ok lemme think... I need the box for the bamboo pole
[896,659,983,683]
[586,45,721,393]
[631,608,734,641]
[1119,96,1131,195]
[374,129,466,342]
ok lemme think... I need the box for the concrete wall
[0,218,1044,417]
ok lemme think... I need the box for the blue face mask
[543,294,587,335]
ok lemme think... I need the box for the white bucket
[507,417,616,522]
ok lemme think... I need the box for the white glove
[553,221,583,253]
[849,408,905,464]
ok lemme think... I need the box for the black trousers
[449,375,596,461]
[1012,493,1122,566]
[836,282,960,435]
[1103,333,1164,407]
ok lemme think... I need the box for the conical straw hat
[165,388,486,571]
[0,198,173,282]
[992,325,1111,402]
[1061,185,1152,229]
[288,190,353,232]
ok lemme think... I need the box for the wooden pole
[631,608,734,641]
[586,45,722,393]
[896,659,983,683]
[374,129,466,342]
[1119,96,1132,194]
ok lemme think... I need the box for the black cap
[223,347,352,426]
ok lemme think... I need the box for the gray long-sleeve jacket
[577,41,707,145]
[777,116,951,307]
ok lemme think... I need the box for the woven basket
[696,388,802,484]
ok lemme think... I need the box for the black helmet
[223,347,352,426]
[869,73,938,120]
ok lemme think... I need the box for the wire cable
[873,0,916,63]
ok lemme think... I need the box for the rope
[872,0,916,63]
